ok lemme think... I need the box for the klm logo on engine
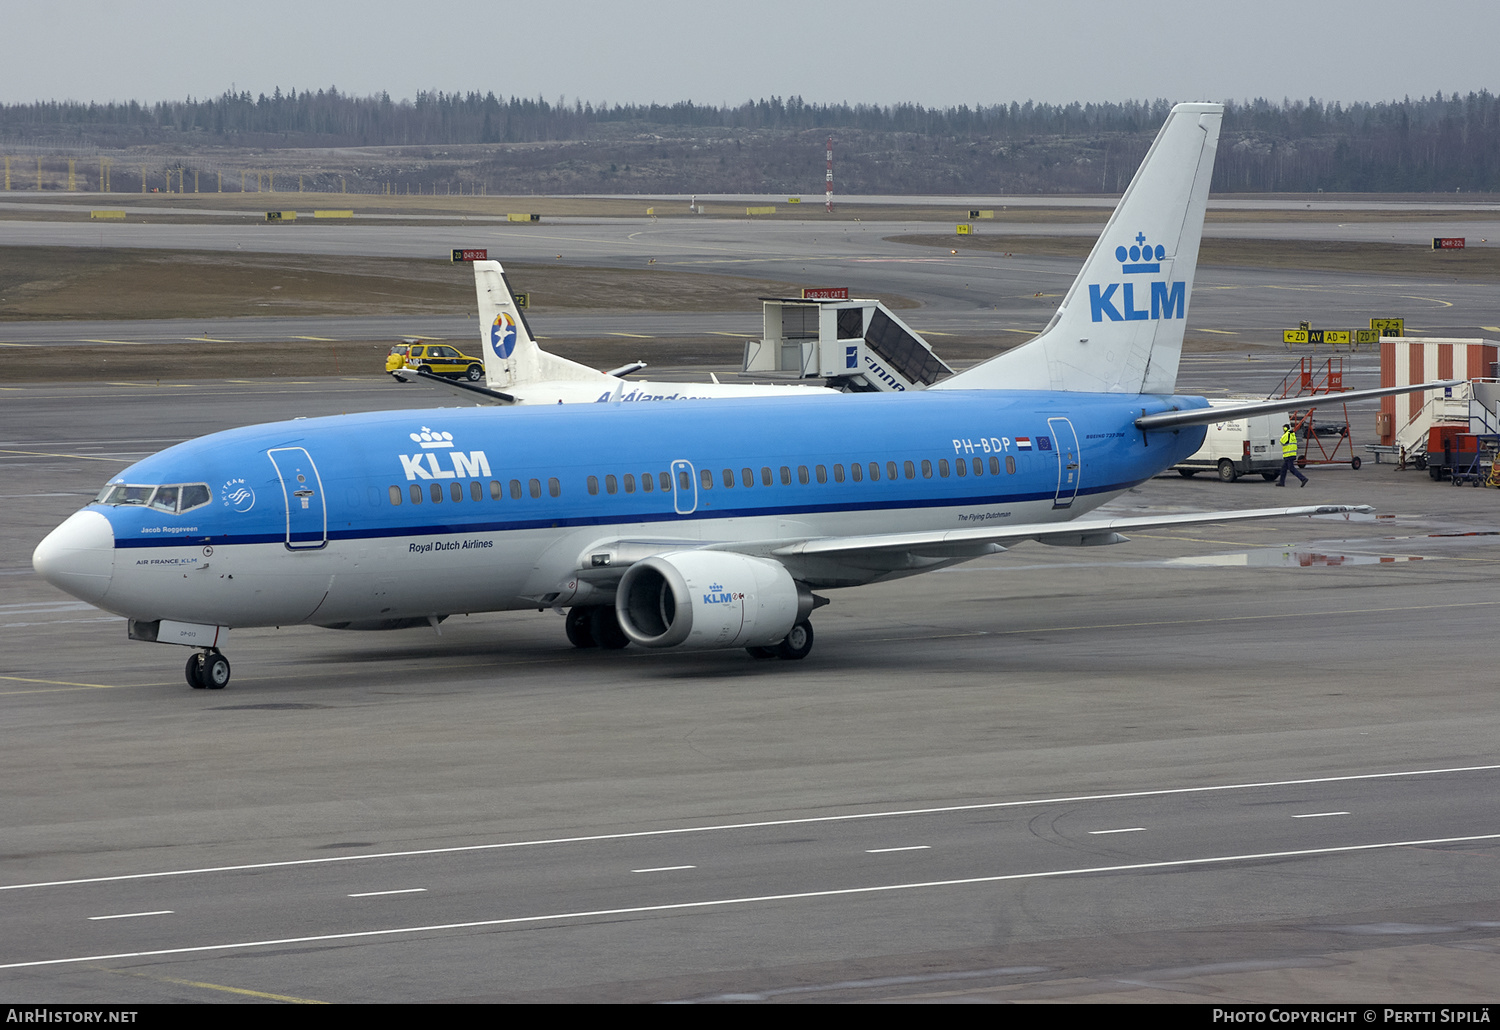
[1088,231,1185,323]
[399,425,491,481]
[702,581,743,605]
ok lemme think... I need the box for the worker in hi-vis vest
[1278,422,1308,487]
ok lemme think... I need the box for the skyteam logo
[1089,230,1185,323]
[399,426,491,482]
[490,312,518,360]
[220,477,255,513]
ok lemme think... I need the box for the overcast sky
[4,0,1496,110]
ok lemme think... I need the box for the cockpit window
[179,484,211,510]
[96,482,212,514]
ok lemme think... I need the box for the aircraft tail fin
[934,102,1222,396]
[473,261,611,390]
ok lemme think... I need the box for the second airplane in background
[389,261,841,405]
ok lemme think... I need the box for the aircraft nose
[33,509,114,604]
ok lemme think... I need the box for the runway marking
[1087,828,1145,835]
[708,332,756,338]
[87,910,172,920]
[8,832,1499,972]
[347,888,427,897]
[0,342,40,347]
[1199,329,1238,335]
[292,336,338,341]
[608,332,655,339]
[632,866,697,873]
[1483,326,1500,333]
[3,764,1496,894]
[0,448,132,463]
[949,599,1500,639]
[183,337,236,343]
[0,675,118,690]
[1293,812,1350,819]
[80,339,145,346]
[866,846,931,853]
[102,966,326,1004]
[106,382,193,388]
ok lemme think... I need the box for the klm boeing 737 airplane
[32,103,1452,689]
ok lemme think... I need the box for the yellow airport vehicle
[386,340,485,381]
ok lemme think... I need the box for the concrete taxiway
[2,368,1499,1002]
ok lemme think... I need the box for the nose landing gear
[186,649,231,689]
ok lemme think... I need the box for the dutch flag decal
[1015,437,1032,450]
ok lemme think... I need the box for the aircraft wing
[1135,380,1461,431]
[387,368,517,405]
[770,504,1373,560]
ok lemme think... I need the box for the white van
[1174,400,1282,482]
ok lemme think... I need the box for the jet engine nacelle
[615,551,801,650]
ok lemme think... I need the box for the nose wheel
[186,649,231,690]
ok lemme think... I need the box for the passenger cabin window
[623,474,635,494]
[389,485,403,505]
[510,480,523,499]
[410,484,423,504]
[798,466,810,485]
[722,469,734,488]
[700,468,713,489]
[431,483,444,503]
[606,475,618,495]
[549,478,560,498]
[851,462,863,483]
[742,468,755,488]
[641,472,654,493]
[490,480,503,499]
[470,481,482,502]
[761,467,773,486]
[588,475,599,496]
[529,479,542,498]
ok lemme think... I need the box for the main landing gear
[745,620,814,661]
[186,649,231,689]
[564,605,629,649]
[562,607,816,661]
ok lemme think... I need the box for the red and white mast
[825,136,834,213]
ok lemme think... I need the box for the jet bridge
[743,294,952,392]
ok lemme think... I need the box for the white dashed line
[632,866,696,873]
[87,910,173,921]
[866,846,931,853]
[1292,812,1350,819]
[1088,828,1146,835]
[347,888,427,898]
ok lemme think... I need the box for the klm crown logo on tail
[490,313,518,360]
[1089,230,1185,324]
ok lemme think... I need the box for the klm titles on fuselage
[399,427,491,482]
[1088,231,1185,323]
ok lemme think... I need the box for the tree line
[3,89,1498,193]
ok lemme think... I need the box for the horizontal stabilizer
[1136,380,1462,431]
[388,368,516,404]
